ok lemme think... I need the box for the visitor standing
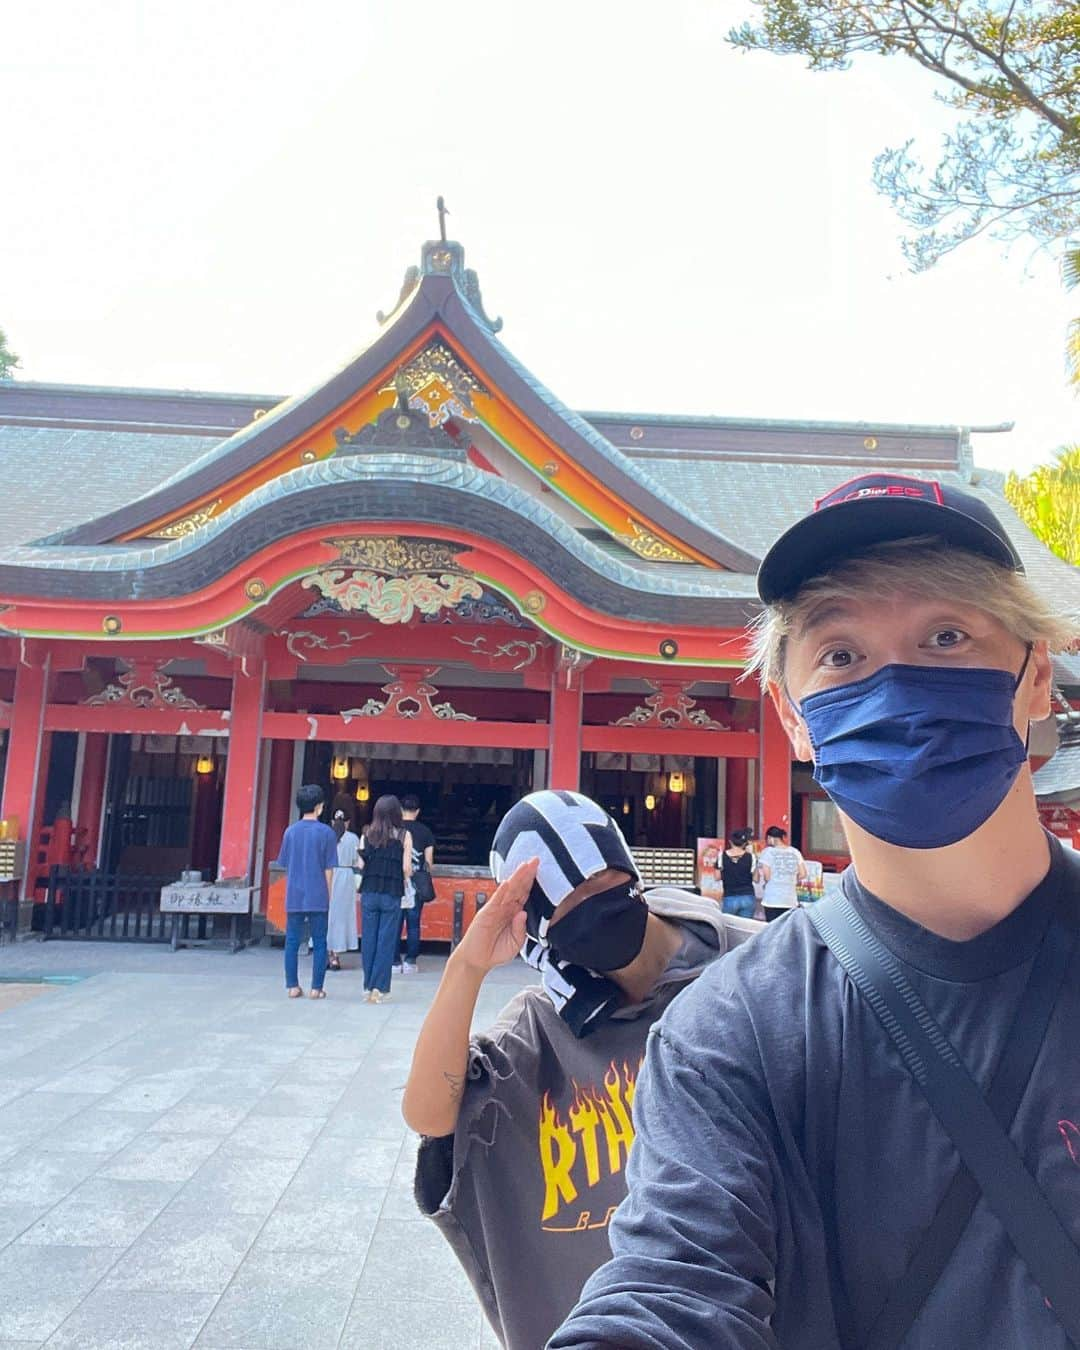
[757,824,807,921]
[358,794,412,1003]
[327,810,360,970]
[719,828,756,918]
[404,790,760,1349]
[397,794,436,973]
[274,783,338,1000]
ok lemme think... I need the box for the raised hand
[454,857,539,975]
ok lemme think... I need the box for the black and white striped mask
[490,790,640,1037]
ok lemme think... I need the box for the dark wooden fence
[42,868,176,942]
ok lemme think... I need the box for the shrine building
[0,233,1077,937]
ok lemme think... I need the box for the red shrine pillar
[77,733,109,867]
[548,670,583,792]
[725,758,750,840]
[260,739,294,900]
[217,657,267,882]
[1,647,51,901]
[759,696,791,837]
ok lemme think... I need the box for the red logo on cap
[815,475,944,512]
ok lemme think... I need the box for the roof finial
[436,196,449,243]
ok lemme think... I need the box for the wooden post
[76,733,109,867]
[725,758,750,839]
[259,739,295,906]
[759,696,792,837]
[1,648,50,902]
[217,657,266,882]
[548,671,583,791]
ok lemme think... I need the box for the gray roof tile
[0,424,216,547]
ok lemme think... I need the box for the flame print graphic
[538,1060,640,1229]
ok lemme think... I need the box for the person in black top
[396,794,436,974]
[719,828,756,918]
[358,795,412,1004]
[552,473,1080,1350]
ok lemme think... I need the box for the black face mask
[548,881,649,973]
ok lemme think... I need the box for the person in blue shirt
[274,783,339,1000]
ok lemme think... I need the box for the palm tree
[1067,247,1080,395]
[1006,446,1080,567]
[1004,250,1080,567]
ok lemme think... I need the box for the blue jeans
[285,910,328,991]
[399,903,422,963]
[722,892,756,919]
[361,891,402,993]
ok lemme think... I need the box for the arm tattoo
[442,1070,466,1103]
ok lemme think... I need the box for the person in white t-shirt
[756,825,807,922]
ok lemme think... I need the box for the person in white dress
[327,810,360,969]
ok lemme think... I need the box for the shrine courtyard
[0,940,533,1349]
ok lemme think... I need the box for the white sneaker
[391,962,403,974]
[402,962,418,974]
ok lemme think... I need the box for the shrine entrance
[299,740,537,868]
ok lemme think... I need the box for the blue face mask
[795,651,1031,849]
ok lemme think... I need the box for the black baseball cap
[756,473,1023,604]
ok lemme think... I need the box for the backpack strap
[807,887,1080,1348]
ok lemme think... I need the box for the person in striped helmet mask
[402,789,760,1350]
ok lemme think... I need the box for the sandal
[327,956,341,972]
[309,988,327,1000]
[287,986,304,999]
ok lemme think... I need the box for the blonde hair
[745,539,1080,690]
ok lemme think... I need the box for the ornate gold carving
[452,634,543,672]
[102,615,122,634]
[327,536,468,577]
[614,682,729,730]
[300,449,317,463]
[286,629,371,662]
[301,570,482,625]
[864,436,878,450]
[341,666,475,723]
[625,522,692,564]
[522,589,546,615]
[629,426,645,441]
[245,578,268,600]
[85,659,204,711]
[146,501,222,541]
[389,338,489,427]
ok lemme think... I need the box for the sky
[3,0,1077,477]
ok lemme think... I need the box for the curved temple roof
[44,240,758,572]
[0,453,759,628]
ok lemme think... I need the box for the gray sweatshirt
[414,890,760,1350]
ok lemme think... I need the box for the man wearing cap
[402,790,759,1350]
[551,474,1080,1349]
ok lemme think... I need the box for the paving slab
[43,1289,218,1349]
[0,938,536,1349]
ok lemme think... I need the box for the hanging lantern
[622,798,631,816]
[645,793,657,812]
[668,770,685,794]
[355,782,371,803]
[331,755,350,781]
[195,754,215,776]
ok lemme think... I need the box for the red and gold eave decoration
[0,523,750,669]
[114,321,714,571]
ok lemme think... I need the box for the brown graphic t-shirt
[414,976,691,1350]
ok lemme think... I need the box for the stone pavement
[0,937,536,1349]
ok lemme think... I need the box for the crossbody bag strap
[807,891,1080,1348]
[860,888,1075,1350]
